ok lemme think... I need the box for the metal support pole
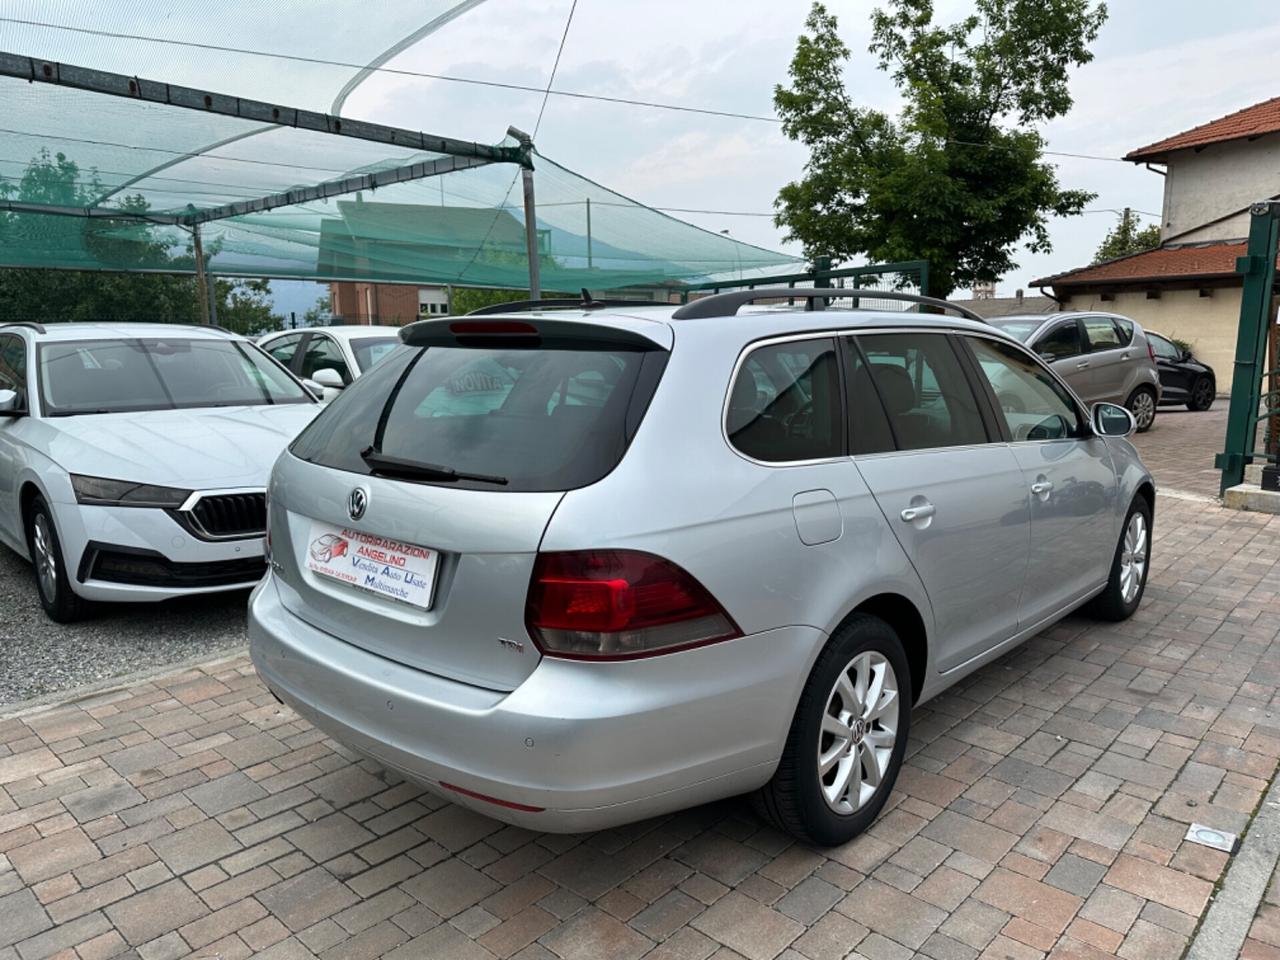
[1216,201,1280,494]
[506,126,540,301]
[192,224,211,326]
[586,197,593,271]
[522,168,541,301]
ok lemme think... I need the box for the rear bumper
[248,572,823,831]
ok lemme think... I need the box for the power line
[534,0,579,138]
[0,16,778,124]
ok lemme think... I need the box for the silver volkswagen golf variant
[249,290,1154,845]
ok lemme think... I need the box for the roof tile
[1029,241,1280,288]
[1126,96,1280,161]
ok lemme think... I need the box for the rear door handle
[900,503,935,522]
[1031,480,1053,496]
[1076,360,1090,369]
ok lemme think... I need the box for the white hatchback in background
[0,322,320,621]
[259,325,403,401]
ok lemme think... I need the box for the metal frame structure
[1216,201,1280,494]
[0,52,539,316]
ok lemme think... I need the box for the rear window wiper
[359,447,509,486]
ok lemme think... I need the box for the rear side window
[264,333,303,369]
[727,338,843,462]
[856,333,987,451]
[290,343,665,492]
[1036,321,1081,361]
[1083,317,1122,352]
[1112,317,1134,346]
[0,334,25,403]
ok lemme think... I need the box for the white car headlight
[70,474,192,508]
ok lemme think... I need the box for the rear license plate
[305,521,439,608]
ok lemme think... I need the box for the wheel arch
[836,593,929,706]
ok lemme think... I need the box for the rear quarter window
[289,343,666,492]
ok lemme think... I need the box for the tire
[753,614,910,846]
[1125,386,1157,432]
[1085,495,1152,622]
[1186,377,1214,412]
[25,495,89,623]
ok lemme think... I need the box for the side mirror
[311,368,345,389]
[1092,402,1135,438]
[1181,349,1193,362]
[301,379,326,401]
[1039,352,1057,364]
[0,388,23,416]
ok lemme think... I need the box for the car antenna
[580,288,595,307]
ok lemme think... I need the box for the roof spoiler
[399,317,667,351]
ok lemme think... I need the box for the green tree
[1093,209,1161,263]
[301,295,332,326]
[0,149,282,332]
[774,1,1106,297]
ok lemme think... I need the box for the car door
[1030,317,1091,401]
[1079,316,1133,404]
[0,333,30,545]
[1148,332,1189,402]
[962,334,1118,626]
[849,331,1030,673]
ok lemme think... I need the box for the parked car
[0,322,320,621]
[986,312,1161,432]
[249,291,1153,845]
[1147,331,1216,410]
[259,325,403,401]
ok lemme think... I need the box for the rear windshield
[290,342,665,492]
[39,338,312,416]
[985,319,1042,343]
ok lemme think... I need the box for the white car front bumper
[54,500,266,602]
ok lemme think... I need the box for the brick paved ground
[2,494,1279,960]
[1243,864,1280,960]
[1131,406,1227,500]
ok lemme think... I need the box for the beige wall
[1059,288,1242,392]
[1162,136,1280,242]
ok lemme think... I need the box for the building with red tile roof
[1032,98,1280,392]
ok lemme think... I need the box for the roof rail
[467,289,672,316]
[0,321,47,334]
[671,288,985,323]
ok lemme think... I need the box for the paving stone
[285,813,374,863]
[103,743,179,778]
[61,783,144,823]
[1043,854,1109,898]
[256,867,359,933]
[8,828,100,884]
[105,879,208,945]
[1104,853,1213,916]
[401,858,500,919]
[0,889,52,948]
[185,772,268,817]
[542,907,654,960]
[838,879,946,950]
[149,819,239,875]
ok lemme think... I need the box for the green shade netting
[0,2,802,289]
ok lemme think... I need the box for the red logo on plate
[309,533,349,563]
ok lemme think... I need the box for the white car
[259,325,403,401]
[0,322,320,621]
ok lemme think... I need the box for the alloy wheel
[817,651,900,815]
[32,513,57,603]
[1120,512,1148,604]
[1193,379,1213,409]
[1130,391,1155,430]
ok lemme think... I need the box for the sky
[332,0,1280,300]
[8,0,1280,312]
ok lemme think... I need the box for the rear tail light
[1147,339,1156,363]
[526,549,741,659]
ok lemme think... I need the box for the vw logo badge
[347,487,369,522]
